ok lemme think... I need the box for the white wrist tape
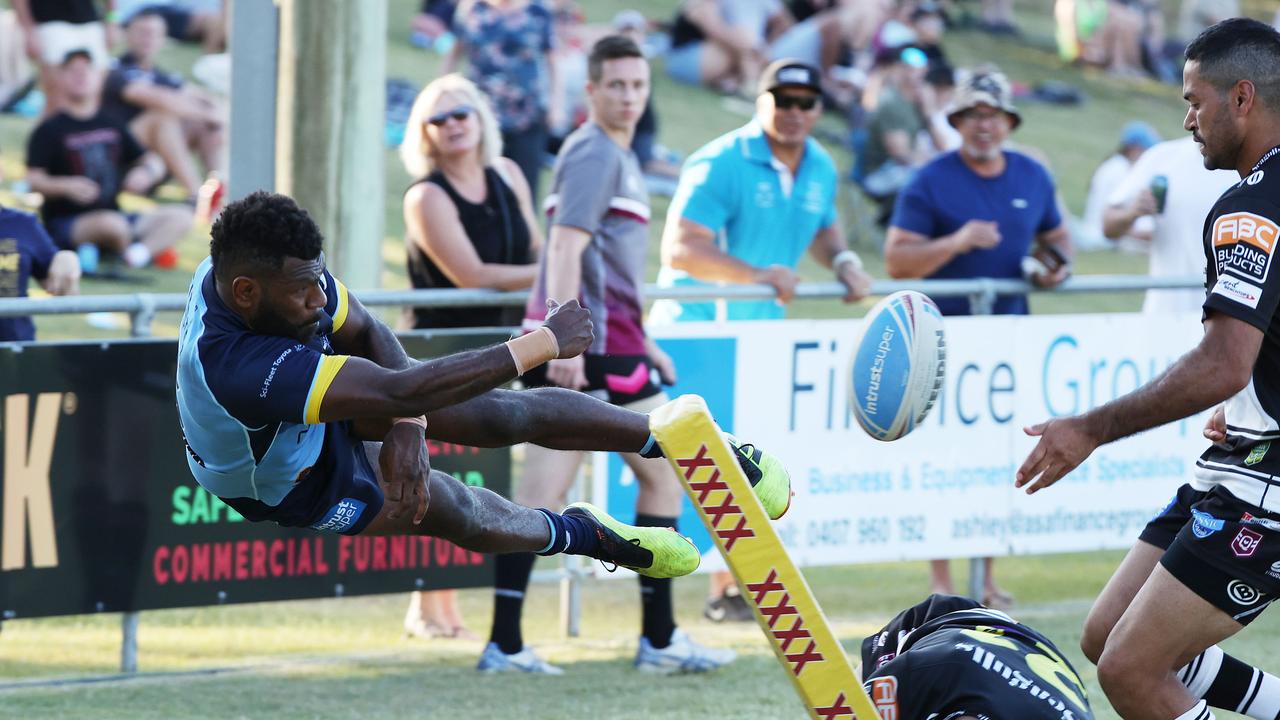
[833,249,864,271]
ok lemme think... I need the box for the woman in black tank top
[396,75,544,642]
[399,75,543,331]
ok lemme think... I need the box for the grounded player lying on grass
[175,191,790,581]
[860,594,1095,720]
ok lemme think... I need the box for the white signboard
[595,313,1209,568]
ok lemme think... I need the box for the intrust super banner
[0,334,509,619]
[597,313,1207,567]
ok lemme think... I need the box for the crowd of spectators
[2,0,1276,668]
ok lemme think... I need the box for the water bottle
[1150,174,1168,213]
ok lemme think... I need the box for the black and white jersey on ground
[1197,145,1280,511]
[861,595,1095,720]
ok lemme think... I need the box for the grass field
[3,1,1277,718]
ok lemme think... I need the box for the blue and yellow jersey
[176,257,352,511]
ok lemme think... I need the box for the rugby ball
[849,291,946,441]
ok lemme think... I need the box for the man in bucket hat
[884,66,1072,606]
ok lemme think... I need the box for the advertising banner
[596,314,1208,569]
[0,334,509,619]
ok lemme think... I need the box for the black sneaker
[703,591,755,623]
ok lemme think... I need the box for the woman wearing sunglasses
[397,73,543,640]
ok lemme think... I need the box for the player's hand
[1015,416,1100,494]
[379,422,430,525]
[62,177,101,204]
[546,355,588,390]
[647,340,677,385]
[955,220,1001,253]
[1204,404,1228,448]
[542,298,593,358]
[837,262,873,303]
[757,264,800,304]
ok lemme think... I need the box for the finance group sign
[599,313,1209,568]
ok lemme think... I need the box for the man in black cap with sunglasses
[653,57,871,620]
[654,58,872,325]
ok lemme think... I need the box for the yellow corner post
[650,395,879,720]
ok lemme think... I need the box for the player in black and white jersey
[860,594,1095,720]
[1016,19,1280,720]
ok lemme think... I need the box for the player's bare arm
[1016,311,1262,493]
[318,297,593,422]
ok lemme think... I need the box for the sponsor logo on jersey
[1244,515,1280,532]
[1246,170,1265,186]
[310,497,367,533]
[1268,560,1280,580]
[1227,579,1262,606]
[1246,442,1271,466]
[1012,198,1028,209]
[1232,527,1264,557]
[1192,508,1225,538]
[869,676,899,720]
[1211,274,1263,310]
[1213,211,1279,285]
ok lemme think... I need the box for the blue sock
[535,508,601,557]
[637,433,665,459]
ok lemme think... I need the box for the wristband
[832,249,863,271]
[506,326,559,375]
[394,416,427,430]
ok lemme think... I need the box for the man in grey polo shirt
[482,34,788,676]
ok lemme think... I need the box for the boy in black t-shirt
[25,50,191,271]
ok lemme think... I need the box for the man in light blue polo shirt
[651,59,872,620]
[652,59,872,323]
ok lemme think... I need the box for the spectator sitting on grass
[409,0,459,51]
[11,0,115,119]
[101,8,226,208]
[116,0,226,53]
[665,0,793,95]
[25,50,193,273]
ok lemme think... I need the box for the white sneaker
[634,629,737,674]
[476,642,565,675]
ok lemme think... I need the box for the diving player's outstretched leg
[361,467,699,580]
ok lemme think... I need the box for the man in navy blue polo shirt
[884,68,1072,317]
[653,58,873,323]
[884,67,1072,606]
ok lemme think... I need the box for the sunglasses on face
[426,105,474,127]
[772,93,819,111]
